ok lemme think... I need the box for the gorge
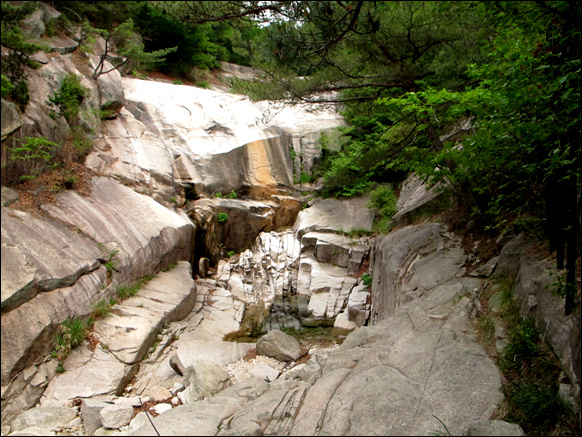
[1,4,580,435]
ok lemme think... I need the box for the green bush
[361,272,372,287]
[217,212,229,223]
[9,136,57,163]
[49,73,87,123]
[54,317,89,362]
[8,136,59,181]
[1,74,14,98]
[369,185,398,234]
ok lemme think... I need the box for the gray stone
[251,361,280,382]
[10,407,77,433]
[256,330,302,362]
[8,426,55,436]
[130,397,243,436]
[89,55,125,117]
[294,197,374,238]
[198,257,210,277]
[100,403,133,429]
[81,398,110,435]
[169,353,185,376]
[148,386,172,402]
[392,174,444,225]
[1,187,19,207]
[179,360,231,404]
[465,419,525,436]
[1,99,22,139]
[47,36,79,54]
[22,7,45,38]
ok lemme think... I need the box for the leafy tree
[133,3,224,75]
[375,1,581,313]
[91,18,177,79]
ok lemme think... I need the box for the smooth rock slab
[466,419,525,436]
[294,197,374,238]
[41,177,195,286]
[129,396,243,436]
[10,407,77,433]
[1,206,102,313]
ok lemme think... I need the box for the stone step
[39,262,196,406]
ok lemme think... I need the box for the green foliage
[54,317,89,362]
[117,284,139,299]
[7,136,59,181]
[163,261,178,272]
[49,74,88,123]
[361,273,372,287]
[346,228,371,239]
[1,74,14,98]
[196,81,211,89]
[92,299,112,319]
[368,185,398,234]
[476,315,496,344]
[217,212,229,223]
[104,249,119,275]
[133,2,230,75]
[157,1,268,69]
[279,326,340,346]
[92,18,177,79]
[117,276,152,299]
[226,190,238,199]
[485,274,578,435]
[299,172,316,185]
[8,137,57,163]
[227,250,235,258]
[1,2,48,108]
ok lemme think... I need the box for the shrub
[49,73,88,123]
[361,273,372,287]
[217,212,229,223]
[1,74,13,98]
[8,136,57,163]
[369,185,398,234]
[54,317,89,361]
[7,136,59,181]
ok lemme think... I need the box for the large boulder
[179,360,231,404]
[10,406,77,434]
[89,54,125,118]
[1,100,23,139]
[256,330,302,362]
